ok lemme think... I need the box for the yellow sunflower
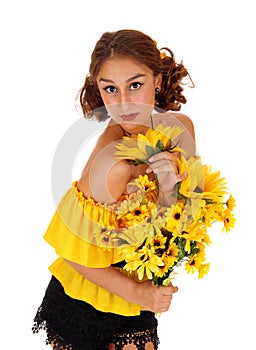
[143,124,184,148]
[201,202,225,225]
[164,202,184,232]
[202,165,228,201]
[116,189,144,215]
[122,249,146,277]
[181,221,206,253]
[143,255,165,280]
[146,231,167,250]
[177,155,204,199]
[94,227,120,248]
[154,260,170,278]
[226,194,236,210]
[184,249,207,275]
[162,242,179,268]
[200,205,214,228]
[222,209,236,232]
[123,245,164,280]
[198,263,210,279]
[115,136,149,163]
[130,174,157,193]
[201,232,212,245]
[128,175,158,203]
[115,124,184,164]
[117,201,157,227]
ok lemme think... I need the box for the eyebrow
[99,73,146,83]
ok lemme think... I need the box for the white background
[1,0,255,349]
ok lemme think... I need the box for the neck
[119,115,154,137]
[120,127,132,137]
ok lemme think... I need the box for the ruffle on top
[44,178,158,316]
[45,183,122,267]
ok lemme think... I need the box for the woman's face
[96,55,161,134]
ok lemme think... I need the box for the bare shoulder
[153,111,196,158]
[77,123,132,203]
[155,112,195,140]
[172,112,195,140]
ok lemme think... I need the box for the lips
[120,113,138,121]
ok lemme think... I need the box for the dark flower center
[174,213,181,220]
[190,259,195,266]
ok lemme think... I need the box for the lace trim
[32,308,73,350]
[111,327,159,350]
[32,319,158,350]
[32,282,158,350]
[32,306,111,350]
[32,320,159,350]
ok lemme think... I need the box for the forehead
[96,56,153,80]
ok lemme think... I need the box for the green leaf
[177,238,187,259]
[155,140,166,152]
[145,145,156,158]
[190,241,200,255]
[126,159,148,166]
[166,141,176,152]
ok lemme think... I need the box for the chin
[121,121,149,135]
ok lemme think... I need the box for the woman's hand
[64,261,177,313]
[146,151,186,192]
[134,280,178,313]
[146,151,187,205]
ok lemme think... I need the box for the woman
[33,29,196,350]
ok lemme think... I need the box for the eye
[130,82,144,90]
[103,85,118,94]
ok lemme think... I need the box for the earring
[155,87,160,94]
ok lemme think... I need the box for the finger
[176,172,187,182]
[172,286,178,293]
[159,300,172,312]
[160,286,178,295]
[147,160,177,174]
[146,162,174,173]
[168,281,179,291]
[149,151,178,163]
[146,166,153,174]
[161,295,173,303]
[162,286,178,298]
[154,166,176,174]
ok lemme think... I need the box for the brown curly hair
[78,29,193,121]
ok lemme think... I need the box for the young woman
[33,29,196,350]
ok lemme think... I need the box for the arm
[73,125,178,312]
[65,259,178,314]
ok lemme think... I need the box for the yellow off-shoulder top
[44,178,158,316]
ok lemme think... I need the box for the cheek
[100,93,110,106]
[138,90,155,105]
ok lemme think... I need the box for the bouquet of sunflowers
[113,124,236,287]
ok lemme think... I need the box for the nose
[119,90,132,104]
[117,91,133,113]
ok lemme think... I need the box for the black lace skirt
[32,276,159,350]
